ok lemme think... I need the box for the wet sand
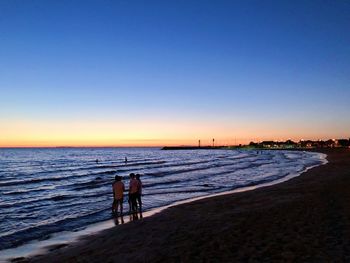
[17,149,350,262]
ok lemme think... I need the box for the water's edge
[0,152,328,262]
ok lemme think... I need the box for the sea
[0,147,326,252]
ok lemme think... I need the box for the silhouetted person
[128,173,138,219]
[112,175,125,218]
[96,159,99,164]
[135,174,143,218]
[125,157,127,164]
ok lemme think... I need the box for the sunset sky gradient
[0,0,349,147]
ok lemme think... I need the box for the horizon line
[1,137,349,149]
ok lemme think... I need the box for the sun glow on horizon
[1,118,348,148]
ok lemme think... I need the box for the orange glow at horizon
[1,119,348,147]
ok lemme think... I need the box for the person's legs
[119,199,123,216]
[128,194,132,213]
[119,199,124,223]
[115,199,119,215]
[136,194,143,218]
[112,200,116,215]
[131,194,138,219]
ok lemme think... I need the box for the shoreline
[0,151,326,262]
[0,150,330,262]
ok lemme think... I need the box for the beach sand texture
[17,149,350,262]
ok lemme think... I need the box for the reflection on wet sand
[113,210,143,226]
[113,216,124,226]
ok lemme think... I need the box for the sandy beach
[13,149,350,262]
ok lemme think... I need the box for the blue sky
[0,0,349,146]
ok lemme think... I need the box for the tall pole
[199,139,201,148]
[212,138,215,147]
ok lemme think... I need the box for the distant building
[337,139,350,147]
[246,138,349,149]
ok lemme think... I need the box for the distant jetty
[162,146,229,150]
[162,138,350,150]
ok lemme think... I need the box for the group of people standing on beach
[112,173,142,221]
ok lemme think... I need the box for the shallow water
[0,148,325,251]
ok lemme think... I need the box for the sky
[0,0,349,147]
